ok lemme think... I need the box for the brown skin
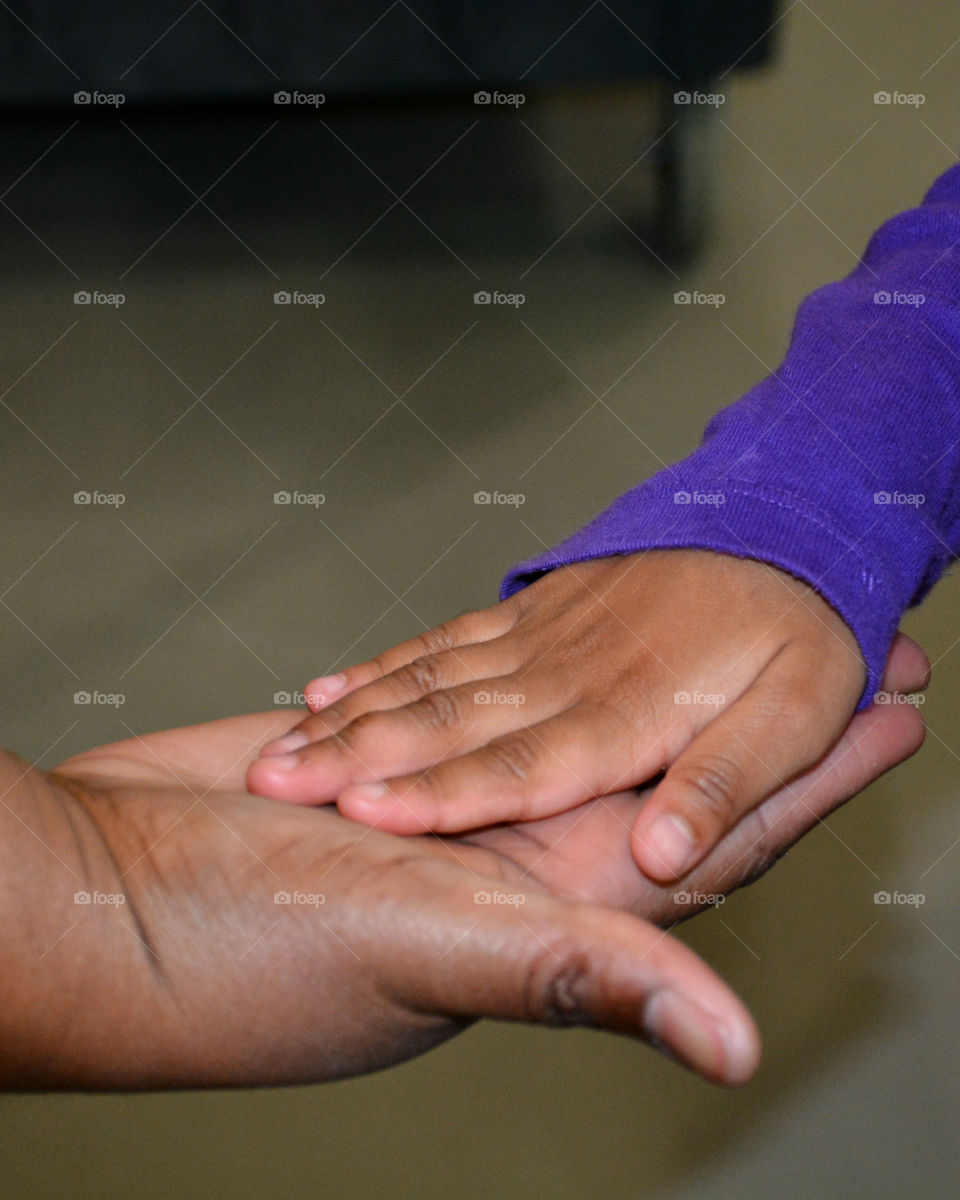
[248,551,869,884]
[0,634,924,1092]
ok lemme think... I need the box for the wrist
[0,754,162,1088]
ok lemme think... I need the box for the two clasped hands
[9,548,924,1091]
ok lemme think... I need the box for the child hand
[247,549,871,882]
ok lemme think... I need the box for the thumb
[375,866,761,1085]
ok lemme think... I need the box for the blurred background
[1,1,959,1196]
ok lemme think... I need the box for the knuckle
[510,585,538,620]
[497,593,524,628]
[337,710,386,759]
[415,623,457,658]
[405,764,444,803]
[671,753,742,828]
[522,935,595,1026]
[407,687,465,733]
[482,733,539,785]
[368,651,394,682]
[393,655,445,698]
[588,684,659,753]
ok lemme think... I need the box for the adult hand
[0,714,755,1091]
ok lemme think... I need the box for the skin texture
[248,550,870,882]
[2,719,755,1090]
[0,635,924,1091]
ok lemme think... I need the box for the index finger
[303,601,520,712]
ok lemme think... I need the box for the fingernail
[646,813,697,877]
[644,991,724,1079]
[713,1012,758,1085]
[305,674,346,709]
[341,781,387,806]
[644,991,755,1085]
[259,732,308,757]
[259,753,300,772]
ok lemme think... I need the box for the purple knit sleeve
[502,161,960,710]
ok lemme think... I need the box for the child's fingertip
[259,731,308,757]
[246,758,306,802]
[305,673,347,711]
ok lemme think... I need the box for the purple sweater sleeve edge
[501,483,900,710]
